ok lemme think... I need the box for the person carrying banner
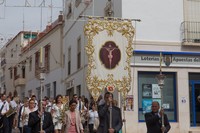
[97,92,122,133]
[28,100,54,133]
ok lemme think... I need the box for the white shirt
[0,100,9,114]
[46,102,52,112]
[19,106,25,127]
[76,101,87,111]
[10,100,17,108]
[23,107,37,125]
[88,110,98,124]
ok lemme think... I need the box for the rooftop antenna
[22,7,25,31]
[40,0,45,31]
[49,0,53,23]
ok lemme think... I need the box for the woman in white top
[22,99,37,133]
[88,103,98,133]
[51,95,64,133]
[18,98,29,133]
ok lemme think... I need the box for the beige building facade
[0,14,65,100]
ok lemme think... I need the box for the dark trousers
[8,114,15,133]
[89,124,96,133]
[18,127,22,133]
[23,125,31,133]
[18,126,31,133]
[0,116,9,133]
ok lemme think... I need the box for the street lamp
[156,52,166,133]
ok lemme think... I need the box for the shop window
[138,72,177,122]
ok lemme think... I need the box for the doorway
[189,81,200,127]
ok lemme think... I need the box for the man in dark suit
[28,100,54,133]
[97,92,122,133]
[145,101,171,133]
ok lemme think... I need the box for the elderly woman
[65,100,84,133]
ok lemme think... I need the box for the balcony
[1,59,6,67]
[181,21,200,46]
[14,75,25,87]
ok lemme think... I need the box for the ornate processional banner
[84,18,135,101]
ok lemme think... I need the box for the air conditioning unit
[193,39,200,43]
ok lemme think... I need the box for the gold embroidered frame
[84,18,135,101]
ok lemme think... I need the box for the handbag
[93,117,99,131]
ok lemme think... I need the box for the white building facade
[124,0,200,133]
[63,0,200,133]
[63,0,122,99]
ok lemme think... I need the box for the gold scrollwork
[84,18,135,102]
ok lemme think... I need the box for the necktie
[79,101,81,111]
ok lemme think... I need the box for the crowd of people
[0,92,124,133]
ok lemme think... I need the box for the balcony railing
[14,75,25,87]
[181,21,200,44]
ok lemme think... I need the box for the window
[14,67,17,79]
[45,45,50,72]
[28,90,32,98]
[68,47,71,75]
[29,57,32,71]
[66,2,72,19]
[66,87,74,100]
[11,49,13,58]
[138,72,177,122]
[45,83,51,98]
[182,0,200,43]
[36,87,41,100]
[53,81,56,99]
[77,37,81,69]
[63,54,65,67]
[76,85,81,97]
[10,69,12,79]
[22,66,25,78]
[35,51,40,76]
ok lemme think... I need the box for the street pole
[109,101,112,129]
[40,66,45,132]
[156,52,166,133]
[160,85,164,133]
[39,47,45,132]
[123,99,126,133]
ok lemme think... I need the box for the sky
[0,0,63,47]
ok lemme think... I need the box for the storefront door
[189,81,200,127]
